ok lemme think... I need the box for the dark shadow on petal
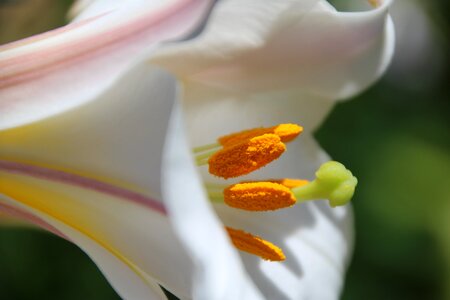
[215,202,323,298]
[314,200,352,239]
[240,254,291,300]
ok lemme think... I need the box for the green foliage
[317,78,450,299]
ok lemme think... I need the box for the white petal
[0,65,176,198]
[0,0,212,130]
[0,194,166,300]
[0,168,195,299]
[152,0,394,100]
[0,63,263,299]
[0,65,200,297]
[162,101,264,300]
[184,83,334,149]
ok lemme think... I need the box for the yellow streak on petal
[0,172,157,290]
[226,227,285,261]
[0,124,150,196]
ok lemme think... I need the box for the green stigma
[292,161,357,207]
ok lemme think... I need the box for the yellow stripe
[0,172,160,292]
[0,125,152,197]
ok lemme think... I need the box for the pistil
[292,161,357,207]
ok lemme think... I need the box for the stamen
[292,161,357,207]
[208,134,285,179]
[192,142,221,154]
[224,182,296,211]
[218,123,303,147]
[195,149,219,165]
[226,227,285,261]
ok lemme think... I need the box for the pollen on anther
[208,134,286,179]
[218,123,303,147]
[224,182,296,211]
[272,124,303,143]
[226,227,285,261]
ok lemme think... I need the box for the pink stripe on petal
[0,160,167,215]
[0,0,212,130]
[0,201,69,240]
[0,0,208,88]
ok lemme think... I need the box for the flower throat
[193,124,357,261]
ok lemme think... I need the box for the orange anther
[226,227,285,261]
[224,182,296,211]
[218,123,302,147]
[208,134,285,179]
[218,128,271,147]
[272,124,303,143]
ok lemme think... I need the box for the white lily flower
[0,0,394,299]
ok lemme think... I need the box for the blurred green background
[0,0,449,299]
